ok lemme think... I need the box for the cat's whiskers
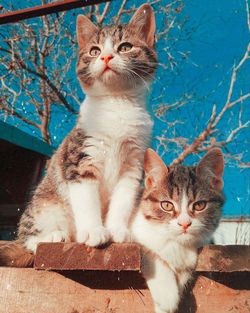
[131,66,156,82]
[123,68,150,92]
[110,64,138,90]
[131,59,158,66]
[131,64,169,89]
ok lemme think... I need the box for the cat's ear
[76,15,98,49]
[144,148,169,189]
[197,148,224,191]
[128,4,155,47]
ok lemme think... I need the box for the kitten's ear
[144,148,169,189]
[77,15,98,50]
[197,148,224,191]
[128,4,155,47]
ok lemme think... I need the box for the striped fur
[0,4,157,266]
[131,148,224,313]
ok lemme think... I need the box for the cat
[131,147,224,313]
[0,4,157,266]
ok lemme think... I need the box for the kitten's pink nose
[101,54,114,64]
[178,221,192,230]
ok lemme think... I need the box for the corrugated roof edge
[0,121,54,157]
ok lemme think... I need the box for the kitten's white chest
[101,137,123,187]
[79,96,152,138]
[131,212,198,271]
[78,95,153,189]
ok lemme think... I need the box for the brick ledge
[29,242,250,272]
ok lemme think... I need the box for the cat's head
[140,148,225,246]
[76,4,157,96]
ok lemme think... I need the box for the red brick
[34,242,141,271]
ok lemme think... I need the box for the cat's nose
[101,54,114,64]
[178,221,192,230]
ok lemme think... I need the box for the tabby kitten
[0,4,157,266]
[131,148,224,313]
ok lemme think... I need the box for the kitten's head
[76,4,157,96]
[140,148,225,246]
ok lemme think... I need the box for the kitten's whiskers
[124,68,150,91]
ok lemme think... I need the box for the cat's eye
[160,201,175,212]
[118,42,133,53]
[193,200,207,212]
[89,46,101,57]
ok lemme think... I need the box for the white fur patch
[78,94,152,243]
[102,36,113,56]
[177,191,192,227]
[131,211,197,270]
[68,181,110,246]
[24,205,71,253]
[131,209,198,313]
[143,256,180,313]
[106,175,140,242]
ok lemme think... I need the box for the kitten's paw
[44,230,69,243]
[153,293,179,313]
[85,226,110,247]
[25,231,69,253]
[108,226,131,243]
[155,303,176,313]
[76,229,89,243]
[155,306,170,313]
[155,306,165,313]
[25,237,40,253]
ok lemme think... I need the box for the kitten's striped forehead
[98,25,125,44]
[83,24,150,47]
[89,25,126,46]
[167,166,197,202]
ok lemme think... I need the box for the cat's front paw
[85,226,110,247]
[44,230,69,243]
[25,230,70,253]
[76,226,110,246]
[108,226,131,243]
[155,304,175,313]
[76,229,89,243]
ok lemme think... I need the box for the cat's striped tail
[0,241,34,267]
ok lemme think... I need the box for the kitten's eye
[193,200,207,212]
[118,42,133,53]
[89,46,101,57]
[160,201,175,213]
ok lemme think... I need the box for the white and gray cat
[0,3,157,266]
[131,148,224,313]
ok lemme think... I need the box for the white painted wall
[213,220,250,245]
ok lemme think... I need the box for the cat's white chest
[131,212,197,271]
[78,96,152,189]
[100,137,123,186]
[79,96,152,138]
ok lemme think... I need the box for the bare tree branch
[212,43,250,128]
[156,16,250,168]
[246,0,250,33]
[0,46,77,114]
[114,0,127,25]
[171,105,217,165]
[98,1,111,25]
[0,103,40,129]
